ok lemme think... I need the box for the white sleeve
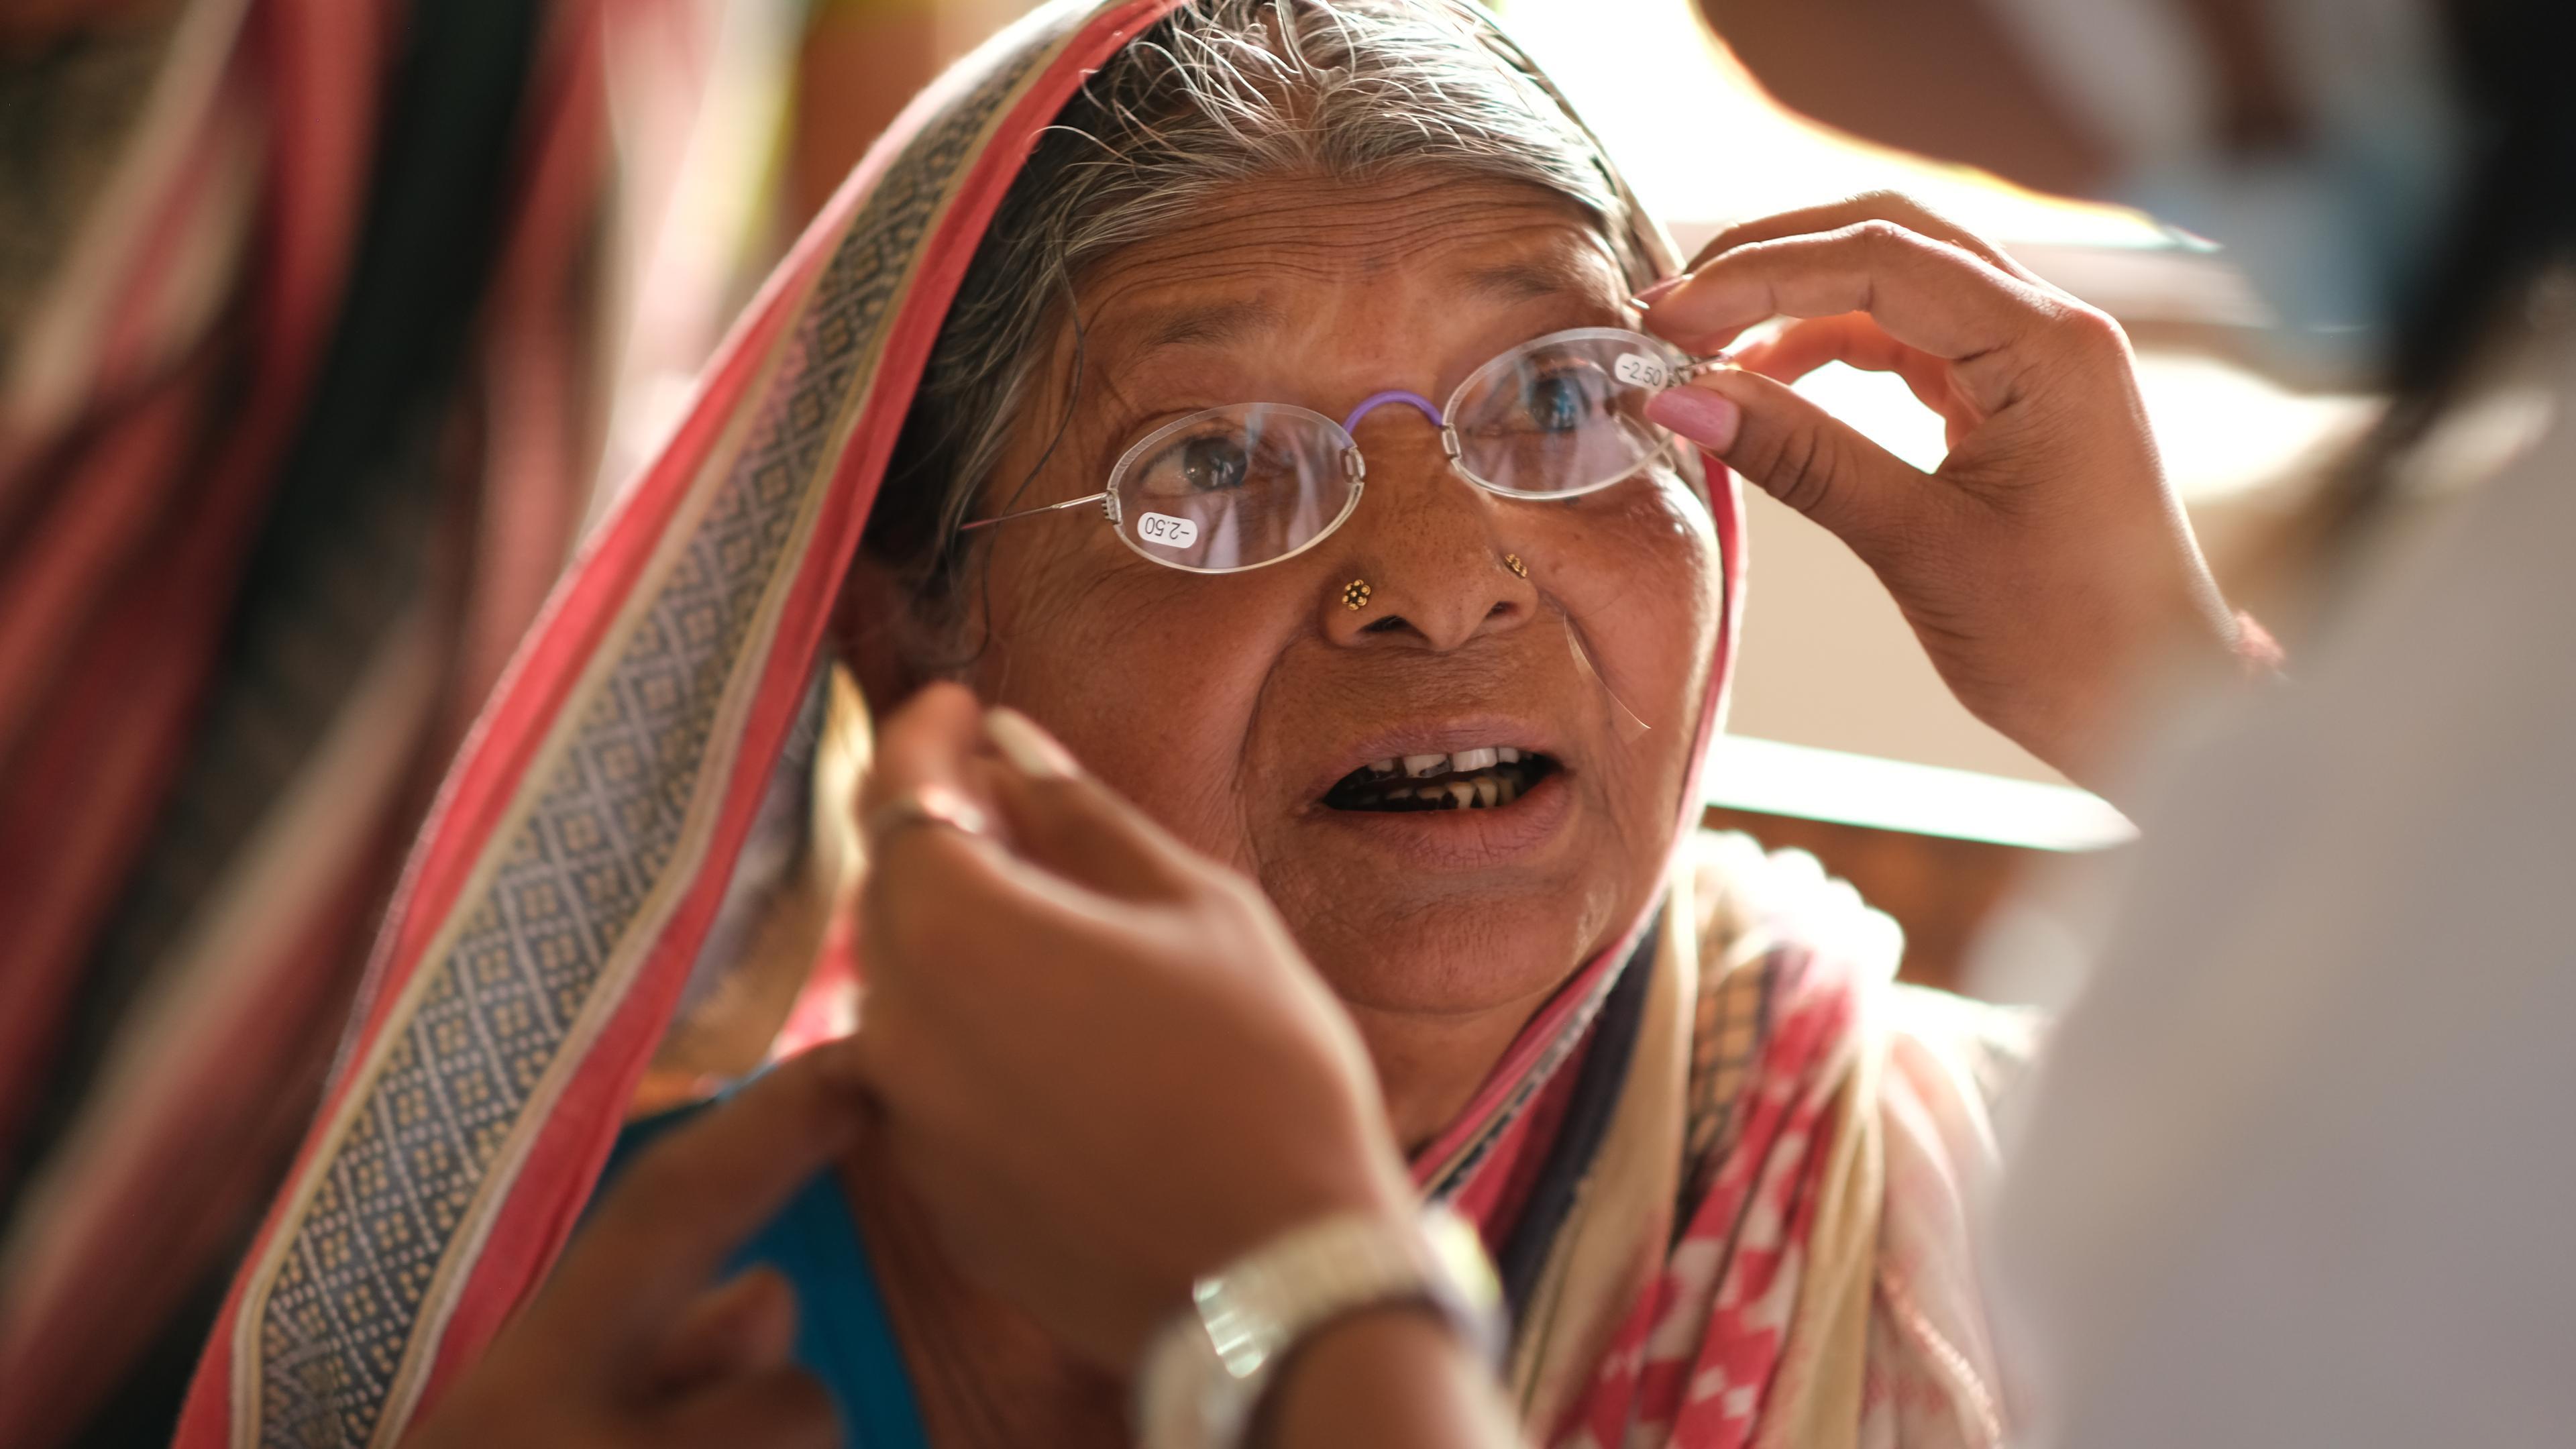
[1987,355,2576,1449]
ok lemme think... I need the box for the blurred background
[0,0,2420,1444]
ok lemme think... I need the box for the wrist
[1246,1304,1472,1449]
[1171,1136,1415,1301]
[1135,1203,1503,1449]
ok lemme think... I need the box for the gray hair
[862,0,1650,653]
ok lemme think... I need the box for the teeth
[1330,746,1547,813]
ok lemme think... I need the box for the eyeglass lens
[1108,329,1680,573]
[1447,329,1674,499]
[1113,404,1359,572]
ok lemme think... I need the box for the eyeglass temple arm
[1672,351,1735,384]
[958,491,1111,531]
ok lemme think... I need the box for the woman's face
[957,176,1719,1035]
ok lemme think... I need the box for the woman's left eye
[1519,368,1610,432]
[1177,434,1250,491]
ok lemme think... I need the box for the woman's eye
[1137,431,1255,495]
[1519,370,1608,433]
[1180,435,1250,491]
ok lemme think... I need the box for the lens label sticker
[1614,354,1669,388]
[1136,512,1200,549]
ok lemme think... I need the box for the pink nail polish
[1644,386,1741,451]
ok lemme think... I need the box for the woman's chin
[1282,885,1612,1022]
[1256,775,1655,1018]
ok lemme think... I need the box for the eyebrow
[1129,297,1289,352]
[1105,247,1609,365]
[1456,254,1600,305]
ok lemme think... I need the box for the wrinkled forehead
[1072,176,1633,370]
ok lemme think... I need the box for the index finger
[1682,191,2045,286]
[1644,220,2063,368]
[543,1045,870,1359]
[868,691,1207,905]
[855,680,990,827]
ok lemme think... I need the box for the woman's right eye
[1181,435,1250,491]
[1516,366,1611,433]
[1137,431,1254,495]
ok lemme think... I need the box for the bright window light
[1493,0,2176,249]
[1707,735,2136,851]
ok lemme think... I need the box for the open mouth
[1321,746,1560,812]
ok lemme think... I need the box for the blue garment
[600,1107,930,1449]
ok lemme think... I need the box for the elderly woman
[172,3,2235,1447]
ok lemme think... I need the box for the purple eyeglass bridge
[1340,389,1446,433]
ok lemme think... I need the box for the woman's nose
[1320,421,1536,651]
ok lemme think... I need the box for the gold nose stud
[1341,578,1373,610]
[1503,553,1527,578]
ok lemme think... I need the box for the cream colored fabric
[1753,1008,1885,1449]
[1550,831,2035,1449]
[1507,851,1698,1433]
[1856,987,2038,1448]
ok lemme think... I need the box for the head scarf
[172,3,1771,1446]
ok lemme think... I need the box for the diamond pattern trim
[244,30,1051,1449]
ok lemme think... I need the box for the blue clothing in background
[601,1107,929,1449]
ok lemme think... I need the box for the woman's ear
[833,558,931,724]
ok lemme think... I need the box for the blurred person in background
[176,4,2075,1448]
[0,1,805,1444]
[1655,0,2576,1444]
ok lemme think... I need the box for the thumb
[1647,370,1931,564]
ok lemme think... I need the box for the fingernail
[985,706,1077,779]
[1629,275,1685,309]
[1644,384,1741,451]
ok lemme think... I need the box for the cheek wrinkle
[1552,598,1653,743]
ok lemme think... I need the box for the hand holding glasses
[959,326,1726,574]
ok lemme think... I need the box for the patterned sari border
[214,7,1170,1444]
[225,311,810,1447]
